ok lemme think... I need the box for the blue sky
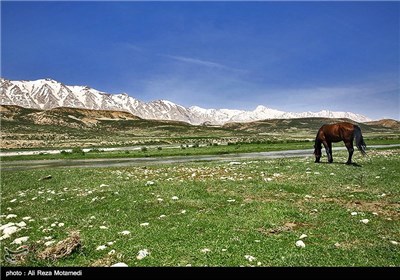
[1,1,399,120]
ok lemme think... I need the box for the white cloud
[161,54,245,73]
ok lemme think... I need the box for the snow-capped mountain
[0,78,372,124]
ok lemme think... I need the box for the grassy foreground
[1,149,399,266]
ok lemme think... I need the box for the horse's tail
[354,125,366,156]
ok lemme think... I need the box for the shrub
[72,147,85,155]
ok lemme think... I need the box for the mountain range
[0,78,372,124]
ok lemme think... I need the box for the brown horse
[314,122,366,164]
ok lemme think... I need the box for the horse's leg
[328,142,333,163]
[345,141,354,165]
[322,141,332,163]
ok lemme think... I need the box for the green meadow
[1,148,399,266]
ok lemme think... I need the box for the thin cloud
[161,54,246,73]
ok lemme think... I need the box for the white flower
[180,210,187,214]
[58,223,65,227]
[145,181,155,186]
[200,248,211,253]
[137,249,149,260]
[119,230,130,235]
[295,240,306,248]
[159,215,166,219]
[157,198,163,202]
[227,199,236,202]
[99,184,109,188]
[10,199,17,203]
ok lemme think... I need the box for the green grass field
[1,149,399,266]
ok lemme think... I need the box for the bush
[72,147,85,155]
[141,147,148,152]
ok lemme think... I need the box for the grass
[2,138,399,162]
[1,149,399,266]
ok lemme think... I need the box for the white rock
[171,196,179,200]
[120,230,131,235]
[16,221,27,227]
[140,223,149,227]
[96,245,107,250]
[360,219,369,224]
[295,240,306,248]
[111,262,128,267]
[244,255,256,262]
[229,162,241,165]
[0,234,10,240]
[99,184,109,188]
[389,240,398,245]
[200,248,211,253]
[99,226,108,229]
[6,214,17,219]
[159,215,166,219]
[137,249,149,260]
[58,223,65,227]
[10,199,17,203]
[22,217,32,220]
[3,226,19,235]
[44,240,56,246]
[227,199,236,202]
[180,210,186,214]
[351,212,358,216]
[299,234,308,239]
[12,236,29,244]
[0,223,15,231]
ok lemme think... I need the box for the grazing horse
[314,122,366,164]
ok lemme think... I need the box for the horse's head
[313,143,322,163]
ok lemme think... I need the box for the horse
[314,122,366,164]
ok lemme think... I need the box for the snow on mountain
[0,78,372,124]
